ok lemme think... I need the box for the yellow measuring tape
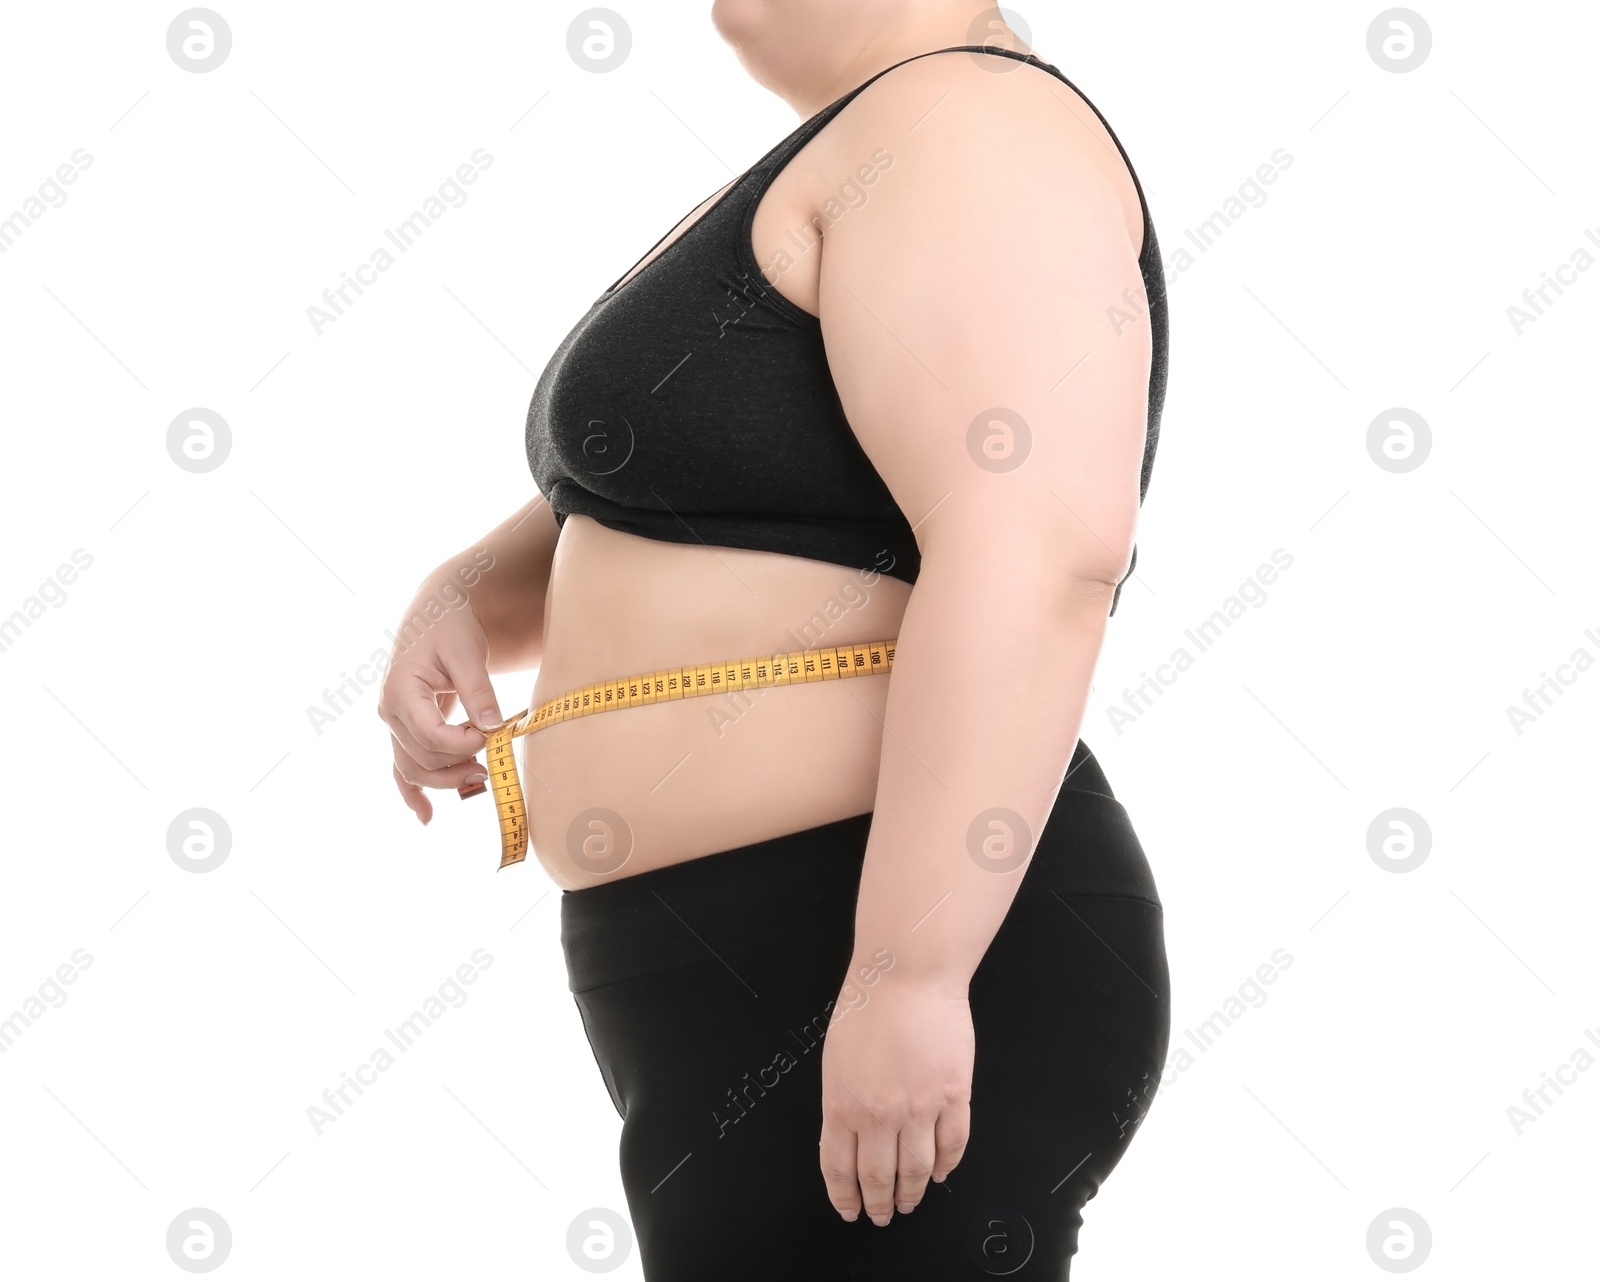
[466,638,899,870]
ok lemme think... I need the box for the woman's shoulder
[808,47,1147,257]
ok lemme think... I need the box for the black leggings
[560,741,1169,1280]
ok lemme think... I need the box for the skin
[378,0,1150,1236]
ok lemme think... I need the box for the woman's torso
[521,47,1162,890]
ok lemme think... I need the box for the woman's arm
[421,494,561,675]
[380,494,560,823]
[811,62,1154,1224]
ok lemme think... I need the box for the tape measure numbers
[467,638,899,870]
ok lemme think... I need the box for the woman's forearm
[849,526,1118,992]
[421,494,561,675]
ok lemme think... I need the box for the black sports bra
[525,44,1168,615]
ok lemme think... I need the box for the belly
[520,515,913,889]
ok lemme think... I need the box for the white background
[1,0,1595,1277]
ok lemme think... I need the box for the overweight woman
[379,2,1169,1276]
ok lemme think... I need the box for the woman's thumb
[444,646,503,732]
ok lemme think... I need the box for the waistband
[560,741,1159,994]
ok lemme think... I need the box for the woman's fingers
[820,1111,966,1227]
[894,1113,938,1214]
[383,711,463,779]
[377,588,509,820]
[932,1098,971,1182]
[379,668,487,766]
[438,636,504,733]
[392,762,432,825]
[854,1114,899,1226]
[391,739,487,791]
[821,1095,963,1226]
[818,1117,861,1222]
[390,748,487,824]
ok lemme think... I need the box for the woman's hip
[557,747,1168,1276]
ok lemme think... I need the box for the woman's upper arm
[817,61,1152,589]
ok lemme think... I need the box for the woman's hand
[376,577,507,825]
[818,970,974,1226]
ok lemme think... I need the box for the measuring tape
[464,638,899,870]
